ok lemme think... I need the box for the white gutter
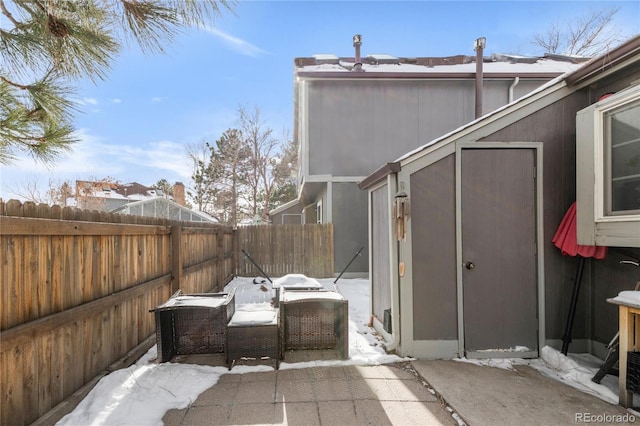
[508,76,520,102]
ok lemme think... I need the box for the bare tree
[10,176,73,205]
[48,180,74,206]
[212,128,250,225]
[269,129,298,210]
[237,105,278,221]
[533,7,626,57]
[186,140,216,212]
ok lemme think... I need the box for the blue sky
[1,0,639,202]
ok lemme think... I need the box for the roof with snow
[295,53,589,77]
[358,35,640,190]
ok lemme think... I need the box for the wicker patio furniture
[277,275,349,360]
[226,307,280,369]
[150,288,236,362]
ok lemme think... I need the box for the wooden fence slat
[236,224,334,278]
[0,216,172,236]
[0,274,171,348]
[37,332,52,419]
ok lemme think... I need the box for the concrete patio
[158,352,639,426]
[162,358,457,426]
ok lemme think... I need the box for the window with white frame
[576,83,640,247]
[316,200,323,224]
[605,98,640,214]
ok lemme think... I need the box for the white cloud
[0,129,192,201]
[112,98,122,104]
[73,97,100,106]
[203,26,269,57]
[151,96,166,103]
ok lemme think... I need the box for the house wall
[332,182,369,274]
[371,184,392,322]
[479,65,640,350]
[410,154,458,340]
[270,203,303,225]
[306,78,548,178]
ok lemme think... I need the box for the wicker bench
[150,289,236,362]
[279,287,349,359]
[226,307,279,369]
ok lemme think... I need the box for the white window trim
[576,83,640,247]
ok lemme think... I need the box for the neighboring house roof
[358,35,640,189]
[269,199,303,216]
[110,197,216,223]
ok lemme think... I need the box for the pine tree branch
[0,75,29,90]
[0,0,19,26]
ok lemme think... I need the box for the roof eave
[564,35,640,86]
[358,162,401,190]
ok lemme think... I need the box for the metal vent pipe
[353,34,363,72]
[474,37,486,118]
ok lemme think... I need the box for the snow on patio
[57,277,630,425]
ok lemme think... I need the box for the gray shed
[359,35,640,360]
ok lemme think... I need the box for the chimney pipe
[353,34,363,72]
[474,37,486,119]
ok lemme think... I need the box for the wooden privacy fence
[237,224,334,278]
[0,200,234,426]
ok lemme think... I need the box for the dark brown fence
[0,200,235,426]
[236,224,334,278]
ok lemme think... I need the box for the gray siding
[307,79,544,177]
[270,203,303,225]
[480,66,640,345]
[371,185,391,322]
[332,183,369,274]
[410,154,458,340]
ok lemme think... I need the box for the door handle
[465,262,475,270]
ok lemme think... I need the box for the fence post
[171,226,183,293]
[233,228,239,278]
[215,228,224,291]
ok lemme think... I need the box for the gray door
[461,148,538,358]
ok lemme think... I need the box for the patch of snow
[155,295,227,308]
[611,291,640,307]
[272,273,323,288]
[281,290,344,301]
[456,346,620,405]
[57,347,227,426]
[227,309,277,326]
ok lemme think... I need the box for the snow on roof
[297,58,583,75]
[296,52,587,76]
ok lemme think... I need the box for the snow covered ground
[57,277,629,425]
